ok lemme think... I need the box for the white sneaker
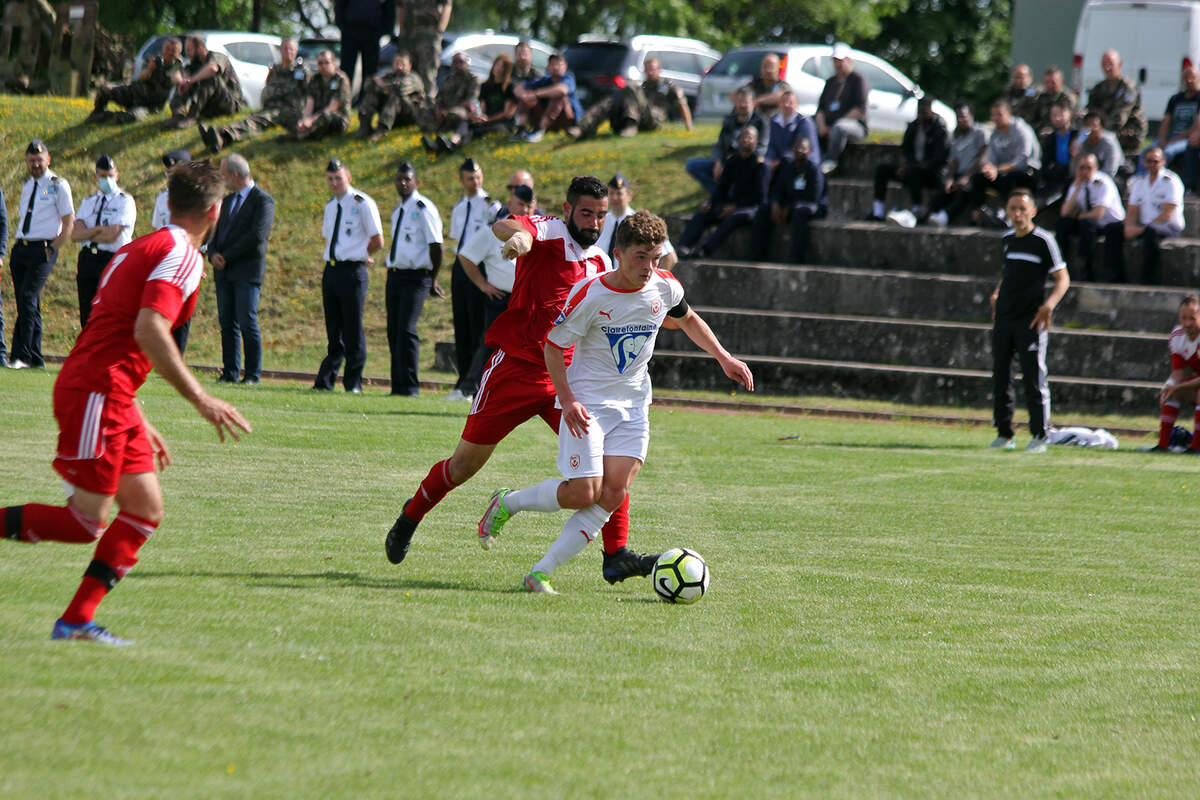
[8,359,29,369]
[444,389,473,402]
[820,159,837,175]
[523,129,545,143]
[928,210,949,228]
[885,209,917,228]
[1025,436,1048,454]
[988,437,1015,450]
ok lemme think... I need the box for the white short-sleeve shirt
[152,188,171,229]
[458,221,515,292]
[1128,169,1185,231]
[323,187,383,262]
[1062,172,1125,227]
[386,190,443,269]
[596,207,676,257]
[17,170,74,240]
[76,187,137,252]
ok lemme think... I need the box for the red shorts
[462,350,562,445]
[52,387,153,495]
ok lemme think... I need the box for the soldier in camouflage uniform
[511,40,541,83]
[743,53,792,116]
[200,39,308,153]
[575,56,692,139]
[357,51,428,141]
[418,51,478,152]
[1031,65,1077,134]
[1002,64,1040,129]
[1087,49,1148,153]
[163,35,247,129]
[86,37,184,124]
[398,0,451,99]
[291,51,353,141]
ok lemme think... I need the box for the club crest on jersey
[570,454,580,469]
[651,298,662,315]
[604,324,655,373]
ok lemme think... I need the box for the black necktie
[94,194,107,227]
[458,198,470,253]
[389,205,405,263]
[229,192,243,220]
[22,179,36,235]
[329,200,342,261]
[1084,183,1092,211]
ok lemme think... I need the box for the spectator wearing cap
[751,136,822,263]
[69,154,136,328]
[384,162,444,396]
[456,181,535,397]
[152,149,191,229]
[815,43,869,175]
[314,158,384,393]
[513,52,583,143]
[10,140,74,369]
[595,174,678,269]
[677,125,768,259]
[446,157,502,401]
[209,154,275,385]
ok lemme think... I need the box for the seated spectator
[685,87,769,196]
[203,37,307,152]
[163,34,247,129]
[1054,154,1125,280]
[470,53,519,141]
[958,99,1040,226]
[677,126,768,258]
[513,52,583,142]
[1032,65,1076,134]
[419,51,479,153]
[1086,49,1148,154]
[511,39,542,83]
[1071,111,1123,177]
[575,56,692,139]
[815,43,869,175]
[927,100,988,227]
[1103,147,1184,284]
[1140,65,1200,191]
[764,89,819,173]
[1002,63,1040,129]
[289,50,351,142]
[750,137,822,263]
[358,51,427,142]
[1037,99,1080,205]
[864,96,949,223]
[744,53,792,117]
[86,37,184,124]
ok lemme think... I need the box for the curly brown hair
[167,159,225,219]
[614,209,668,251]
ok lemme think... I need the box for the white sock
[531,504,612,575]
[872,200,885,217]
[504,479,562,514]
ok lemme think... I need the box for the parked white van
[1072,0,1200,120]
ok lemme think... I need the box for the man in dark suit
[208,154,275,383]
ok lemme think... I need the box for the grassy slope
[0,371,1198,798]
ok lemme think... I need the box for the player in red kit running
[1,159,251,646]
[385,176,657,583]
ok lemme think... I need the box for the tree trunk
[252,0,264,31]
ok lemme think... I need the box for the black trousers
[1054,216,1104,281]
[992,315,1050,440]
[872,162,942,207]
[1102,223,1171,285]
[450,257,486,393]
[315,260,369,391]
[340,24,381,91]
[385,269,432,396]
[462,292,510,394]
[679,207,756,254]
[750,204,819,263]
[76,247,114,329]
[938,169,1037,223]
[9,240,57,367]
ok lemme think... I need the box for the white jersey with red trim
[56,225,204,401]
[546,269,685,411]
[1169,324,1200,373]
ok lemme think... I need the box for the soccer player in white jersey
[477,210,754,593]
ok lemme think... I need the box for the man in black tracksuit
[989,189,1071,453]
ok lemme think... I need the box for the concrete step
[660,308,1165,382]
[648,349,1157,414]
[667,260,1184,333]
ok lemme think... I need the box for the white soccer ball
[652,547,709,604]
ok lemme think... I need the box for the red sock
[1159,402,1181,448]
[61,511,157,625]
[1,503,104,544]
[600,493,630,554]
[405,459,459,522]
[1191,407,1200,450]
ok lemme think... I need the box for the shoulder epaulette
[353,194,364,203]
[415,199,426,209]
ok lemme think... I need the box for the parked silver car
[563,34,721,109]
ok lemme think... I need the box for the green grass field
[2,370,1198,798]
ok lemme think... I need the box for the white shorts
[557,405,649,479]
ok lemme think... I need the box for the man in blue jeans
[208,154,275,384]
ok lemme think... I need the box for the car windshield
[562,44,627,74]
[709,49,782,79]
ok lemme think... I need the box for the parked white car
[697,44,954,132]
[134,31,283,109]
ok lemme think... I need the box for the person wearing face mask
[70,155,137,329]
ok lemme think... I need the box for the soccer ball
[652,548,709,604]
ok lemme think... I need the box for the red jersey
[484,215,610,366]
[56,226,204,401]
[1170,325,1200,373]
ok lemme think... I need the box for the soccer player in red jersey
[1,159,251,646]
[386,176,657,583]
[1154,295,1200,452]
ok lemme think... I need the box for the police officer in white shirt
[151,149,191,229]
[70,154,137,328]
[314,158,384,393]
[385,162,444,396]
[1054,154,1124,281]
[447,157,503,401]
[595,173,677,269]
[10,140,75,369]
[1103,146,1185,284]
